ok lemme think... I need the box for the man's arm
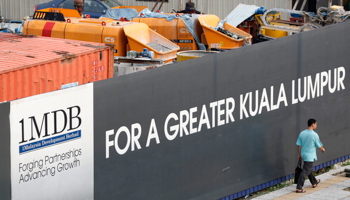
[298,145,302,161]
[319,146,325,153]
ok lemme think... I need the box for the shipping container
[0,32,114,102]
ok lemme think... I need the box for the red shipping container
[0,33,114,102]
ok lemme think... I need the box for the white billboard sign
[10,84,94,200]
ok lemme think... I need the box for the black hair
[308,119,317,127]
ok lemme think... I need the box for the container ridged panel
[1,0,48,21]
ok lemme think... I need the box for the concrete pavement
[254,165,350,200]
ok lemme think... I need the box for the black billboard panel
[0,102,11,200]
[94,21,350,200]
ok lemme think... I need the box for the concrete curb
[254,165,350,200]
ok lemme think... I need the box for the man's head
[308,118,317,130]
[185,2,195,10]
[74,0,84,14]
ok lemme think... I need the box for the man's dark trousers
[297,161,318,190]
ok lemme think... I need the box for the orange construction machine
[23,10,179,62]
[129,13,252,51]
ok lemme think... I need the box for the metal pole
[329,0,333,8]
[300,0,308,11]
[151,0,160,12]
[158,0,165,10]
[293,0,301,10]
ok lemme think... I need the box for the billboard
[10,84,94,200]
[93,22,350,199]
[0,21,349,200]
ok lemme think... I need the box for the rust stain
[53,50,70,56]
[8,40,21,43]
[64,41,105,49]
[53,51,77,64]
[22,34,37,38]
[80,43,106,49]
[64,41,79,47]
[61,55,76,64]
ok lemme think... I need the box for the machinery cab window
[35,0,121,18]
[100,0,123,7]
[84,0,106,13]
[58,0,75,9]
[57,0,107,18]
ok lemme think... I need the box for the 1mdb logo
[19,106,82,144]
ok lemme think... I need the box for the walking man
[296,119,325,193]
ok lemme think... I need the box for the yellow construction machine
[40,7,252,51]
[22,9,179,62]
[128,13,252,51]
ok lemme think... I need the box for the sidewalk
[254,165,350,200]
